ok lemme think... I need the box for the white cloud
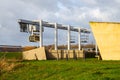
[83,0,97,5]
[0,24,2,28]
[89,8,110,21]
[0,0,120,46]
[115,0,120,3]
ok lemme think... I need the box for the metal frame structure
[18,19,90,50]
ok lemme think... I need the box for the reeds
[0,59,16,74]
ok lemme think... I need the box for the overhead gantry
[18,19,90,50]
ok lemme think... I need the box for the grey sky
[0,0,120,46]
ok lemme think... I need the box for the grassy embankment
[0,52,22,60]
[0,52,120,80]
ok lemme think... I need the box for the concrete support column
[31,27,34,36]
[54,23,58,50]
[68,25,70,50]
[95,43,98,55]
[39,20,43,47]
[78,28,81,50]
[66,25,70,60]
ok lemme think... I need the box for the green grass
[0,52,22,59]
[1,58,120,80]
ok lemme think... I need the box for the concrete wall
[90,22,120,60]
[22,47,84,60]
[47,50,84,60]
[23,47,46,60]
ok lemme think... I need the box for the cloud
[0,24,2,29]
[83,0,97,5]
[0,0,120,46]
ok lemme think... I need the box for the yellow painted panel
[90,22,120,60]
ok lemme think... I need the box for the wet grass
[0,58,120,80]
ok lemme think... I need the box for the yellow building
[90,22,120,60]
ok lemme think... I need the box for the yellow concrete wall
[47,50,84,59]
[75,50,84,58]
[47,50,61,59]
[23,47,84,60]
[47,50,66,59]
[90,22,120,60]
[23,47,46,60]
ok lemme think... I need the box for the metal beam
[18,19,39,25]
[18,19,90,33]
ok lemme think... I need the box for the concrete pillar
[39,20,43,47]
[54,23,58,50]
[68,25,70,50]
[78,28,81,50]
[66,25,71,60]
[95,42,98,55]
[31,27,34,36]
